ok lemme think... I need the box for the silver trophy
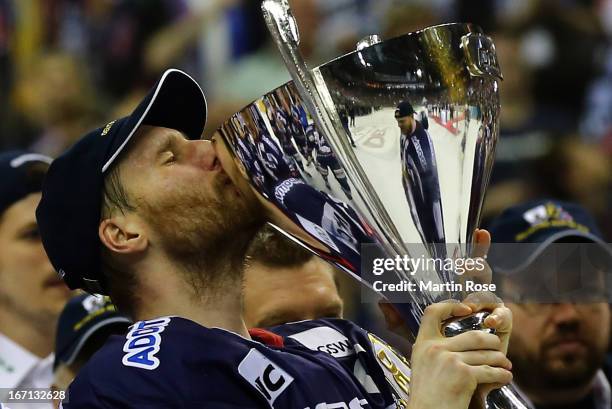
[213,1,528,407]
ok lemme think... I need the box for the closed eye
[161,151,176,165]
[18,222,40,241]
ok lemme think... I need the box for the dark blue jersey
[61,317,410,408]
[236,136,266,189]
[313,126,334,159]
[275,110,289,135]
[294,105,309,130]
[291,105,307,132]
[273,178,377,271]
[256,132,293,181]
[399,120,446,253]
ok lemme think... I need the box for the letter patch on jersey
[289,326,355,358]
[122,317,171,370]
[238,349,294,406]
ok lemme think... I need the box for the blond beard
[141,176,265,297]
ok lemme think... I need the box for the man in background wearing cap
[37,69,514,408]
[0,151,72,409]
[51,294,130,409]
[395,100,445,245]
[489,200,612,409]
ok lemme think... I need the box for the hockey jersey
[61,318,411,408]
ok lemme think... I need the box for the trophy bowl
[212,5,527,407]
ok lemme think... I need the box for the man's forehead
[121,126,180,159]
[0,193,40,230]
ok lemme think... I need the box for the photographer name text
[373,280,496,293]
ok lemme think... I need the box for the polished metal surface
[356,34,383,51]
[444,311,493,337]
[214,1,529,407]
[216,21,501,326]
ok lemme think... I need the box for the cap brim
[102,69,207,172]
[494,230,612,274]
[59,316,131,368]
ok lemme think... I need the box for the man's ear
[99,216,148,255]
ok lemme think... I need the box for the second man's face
[242,257,343,328]
[0,193,72,324]
[507,300,610,391]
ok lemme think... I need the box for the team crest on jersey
[288,326,355,358]
[238,348,294,405]
[122,317,171,370]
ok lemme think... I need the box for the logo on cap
[523,203,573,226]
[82,294,107,313]
[516,202,589,241]
[101,120,116,136]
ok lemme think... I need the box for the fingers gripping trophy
[214,1,529,408]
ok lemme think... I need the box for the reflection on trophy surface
[217,89,377,273]
[395,100,447,270]
[217,22,502,331]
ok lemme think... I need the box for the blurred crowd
[1,0,611,239]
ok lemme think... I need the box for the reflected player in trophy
[309,122,353,200]
[288,99,310,161]
[395,101,446,258]
[233,121,266,190]
[252,113,296,183]
[339,108,357,148]
[273,98,311,177]
[271,177,373,272]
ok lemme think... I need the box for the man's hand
[463,293,513,409]
[406,301,513,409]
[378,228,513,409]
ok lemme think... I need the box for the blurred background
[0,0,611,334]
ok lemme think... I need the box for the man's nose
[550,302,581,325]
[190,139,220,170]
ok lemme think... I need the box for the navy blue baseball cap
[488,199,611,273]
[0,150,52,215]
[395,101,415,118]
[36,69,207,294]
[54,294,131,370]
